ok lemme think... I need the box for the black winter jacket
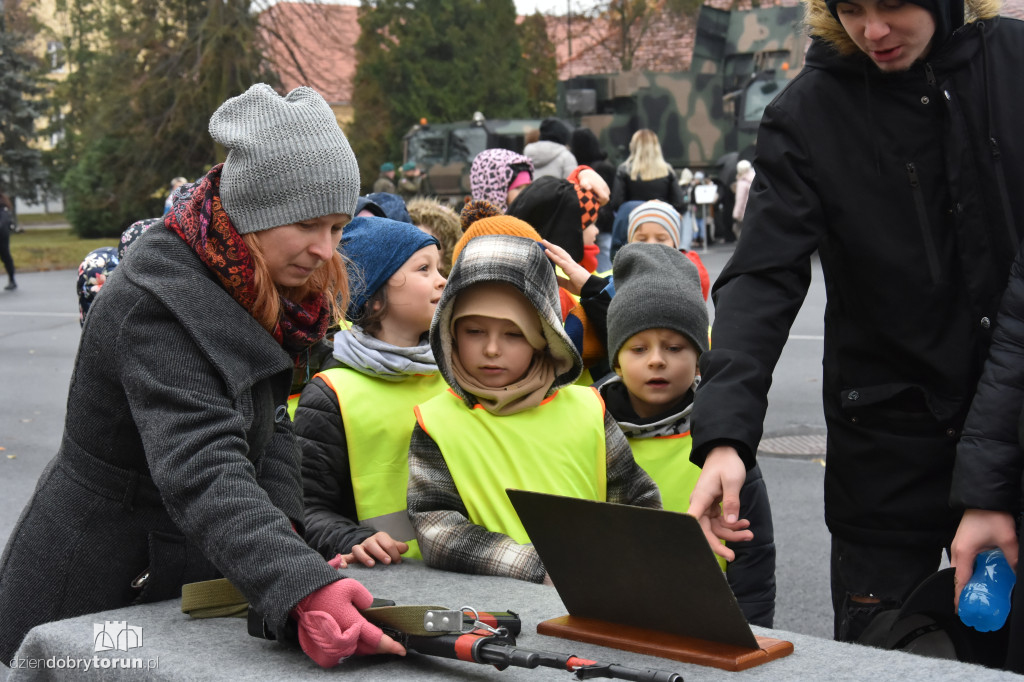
[294,374,378,557]
[693,16,1024,548]
[952,239,1024,515]
[609,165,688,215]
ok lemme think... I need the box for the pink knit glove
[291,579,384,668]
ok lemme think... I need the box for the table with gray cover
[6,562,1017,681]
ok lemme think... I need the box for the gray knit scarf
[332,326,438,380]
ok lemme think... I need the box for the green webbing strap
[180,578,447,635]
[181,578,249,619]
[181,579,464,638]
[361,605,449,636]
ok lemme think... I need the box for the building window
[47,41,66,72]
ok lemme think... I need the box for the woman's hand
[541,240,592,295]
[292,578,406,667]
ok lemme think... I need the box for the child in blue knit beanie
[294,216,447,567]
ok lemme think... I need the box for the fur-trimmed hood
[803,0,1002,56]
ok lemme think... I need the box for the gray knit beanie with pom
[209,84,360,234]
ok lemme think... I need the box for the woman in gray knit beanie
[0,84,406,668]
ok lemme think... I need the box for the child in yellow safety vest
[598,242,777,627]
[407,233,661,583]
[295,216,447,567]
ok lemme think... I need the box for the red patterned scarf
[165,164,332,356]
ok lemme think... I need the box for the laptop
[506,488,759,649]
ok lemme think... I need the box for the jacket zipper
[989,138,1020,253]
[906,162,941,284]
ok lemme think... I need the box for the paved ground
[0,246,835,642]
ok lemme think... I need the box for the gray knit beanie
[607,243,708,367]
[209,84,360,234]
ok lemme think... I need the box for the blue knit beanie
[340,216,439,320]
[366,192,412,223]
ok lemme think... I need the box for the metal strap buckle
[422,606,504,634]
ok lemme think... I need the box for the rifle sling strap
[180,578,248,619]
[181,577,449,636]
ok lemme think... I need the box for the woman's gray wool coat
[0,224,341,663]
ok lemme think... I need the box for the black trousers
[830,535,946,642]
[0,228,13,282]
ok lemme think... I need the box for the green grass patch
[16,212,68,226]
[9,229,119,273]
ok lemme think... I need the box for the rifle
[369,606,684,682]
[247,599,684,681]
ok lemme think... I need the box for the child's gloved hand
[291,579,406,667]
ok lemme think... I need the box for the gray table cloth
[6,561,1019,681]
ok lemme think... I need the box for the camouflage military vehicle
[558,4,807,172]
[402,116,541,206]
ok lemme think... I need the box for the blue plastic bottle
[958,548,1016,632]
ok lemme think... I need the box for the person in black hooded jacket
[950,237,1024,673]
[686,0,1024,645]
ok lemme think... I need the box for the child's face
[454,315,537,388]
[615,329,698,419]
[378,245,446,337]
[630,222,675,247]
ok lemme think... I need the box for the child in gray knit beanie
[209,83,360,234]
[599,241,777,628]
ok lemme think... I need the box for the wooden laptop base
[538,615,794,672]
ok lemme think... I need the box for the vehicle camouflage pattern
[558,4,807,172]
[402,117,541,205]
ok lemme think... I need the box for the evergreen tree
[55,0,275,237]
[518,11,558,118]
[350,0,530,189]
[0,0,47,204]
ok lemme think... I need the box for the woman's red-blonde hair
[241,232,348,335]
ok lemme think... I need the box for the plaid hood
[430,234,582,407]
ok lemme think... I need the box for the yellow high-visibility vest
[414,386,607,544]
[318,367,446,559]
[628,433,726,571]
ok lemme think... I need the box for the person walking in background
[524,118,578,180]
[0,192,16,291]
[732,160,755,240]
[609,129,687,220]
[163,176,188,216]
[373,162,397,193]
[687,0,1024,649]
[0,83,405,668]
[688,171,716,248]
